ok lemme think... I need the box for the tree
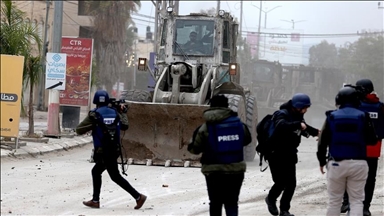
[0,0,41,55]
[85,1,140,92]
[1,0,42,137]
[309,40,338,68]
[23,56,42,135]
[341,36,384,97]
[309,36,384,99]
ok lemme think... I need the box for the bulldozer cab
[156,11,241,88]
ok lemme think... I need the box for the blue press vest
[359,101,384,139]
[91,106,120,148]
[203,116,245,164]
[328,106,366,160]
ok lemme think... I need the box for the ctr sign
[70,40,82,45]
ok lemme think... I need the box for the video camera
[343,84,367,100]
[108,98,128,113]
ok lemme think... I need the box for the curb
[1,136,93,159]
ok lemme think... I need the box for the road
[1,138,383,216]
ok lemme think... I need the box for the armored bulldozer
[241,60,288,119]
[121,10,258,166]
[280,65,345,126]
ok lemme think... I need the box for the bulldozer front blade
[122,101,209,166]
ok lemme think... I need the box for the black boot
[341,191,350,213]
[363,208,371,216]
[340,202,350,213]
[279,210,294,216]
[265,196,279,215]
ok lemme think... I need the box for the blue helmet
[292,93,311,109]
[93,90,109,105]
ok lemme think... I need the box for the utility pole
[256,1,263,60]
[153,0,160,53]
[217,0,221,15]
[174,0,180,15]
[38,0,50,111]
[133,39,137,88]
[240,0,243,34]
[46,0,63,137]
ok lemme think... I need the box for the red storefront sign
[59,37,93,106]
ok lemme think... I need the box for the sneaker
[340,203,350,213]
[279,211,294,216]
[134,194,147,210]
[265,196,279,215]
[363,209,371,216]
[83,200,100,208]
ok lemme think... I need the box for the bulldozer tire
[121,89,152,102]
[225,94,255,162]
[244,95,257,162]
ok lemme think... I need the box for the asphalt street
[1,138,383,216]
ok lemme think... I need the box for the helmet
[93,90,109,105]
[335,86,360,106]
[356,79,374,94]
[209,94,229,108]
[292,93,311,109]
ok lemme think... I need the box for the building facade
[14,1,93,109]
[14,1,155,110]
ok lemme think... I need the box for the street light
[251,4,282,28]
[379,2,384,8]
[280,19,307,29]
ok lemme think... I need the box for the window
[222,51,230,63]
[79,26,93,38]
[254,65,274,82]
[78,1,89,16]
[299,70,315,83]
[222,21,229,49]
[173,19,214,56]
[160,19,168,46]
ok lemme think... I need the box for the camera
[108,98,128,113]
[343,84,367,100]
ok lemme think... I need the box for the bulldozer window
[160,19,168,46]
[299,71,315,83]
[222,21,230,49]
[173,19,214,56]
[254,65,274,82]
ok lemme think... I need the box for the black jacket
[271,100,319,158]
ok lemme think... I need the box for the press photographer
[75,90,147,210]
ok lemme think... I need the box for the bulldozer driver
[182,31,205,54]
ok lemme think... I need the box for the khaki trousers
[326,159,368,216]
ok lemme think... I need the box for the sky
[133,1,384,47]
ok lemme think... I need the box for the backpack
[256,109,288,172]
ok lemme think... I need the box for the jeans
[205,172,245,216]
[91,153,140,201]
[267,157,297,212]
